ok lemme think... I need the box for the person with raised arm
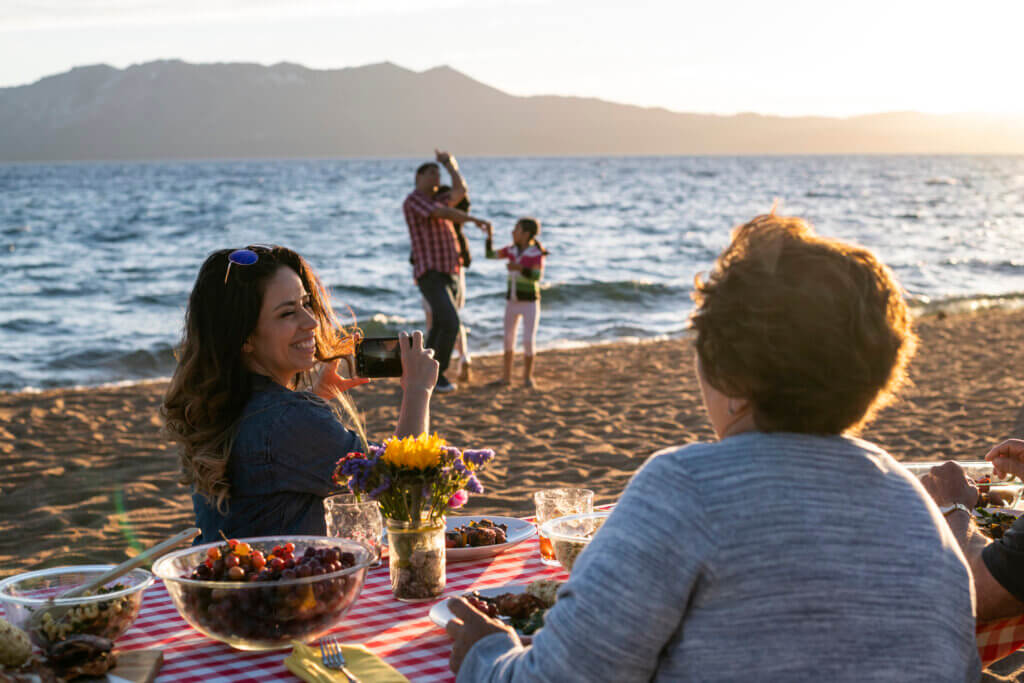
[484,218,548,387]
[403,150,491,393]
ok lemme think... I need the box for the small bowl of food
[0,565,153,648]
[974,508,1023,540]
[902,461,1023,507]
[152,535,374,651]
[540,511,610,573]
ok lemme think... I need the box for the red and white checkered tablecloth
[112,506,1024,681]
[116,533,566,682]
[977,615,1024,669]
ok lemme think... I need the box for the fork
[320,636,361,683]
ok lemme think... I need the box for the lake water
[1,155,1023,391]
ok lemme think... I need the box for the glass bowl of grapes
[152,535,375,651]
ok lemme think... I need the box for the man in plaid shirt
[404,150,491,392]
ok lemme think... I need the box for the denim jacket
[192,375,360,544]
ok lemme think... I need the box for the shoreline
[2,307,1024,577]
[5,293,1024,396]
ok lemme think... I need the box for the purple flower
[369,477,391,499]
[447,490,469,508]
[466,474,484,494]
[463,449,495,468]
[338,455,378,494]
[453,459,470,476]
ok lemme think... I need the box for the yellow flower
[381,433,447,470]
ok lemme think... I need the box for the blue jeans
[417,270,459,377]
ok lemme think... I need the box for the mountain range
[1,59,1022,161]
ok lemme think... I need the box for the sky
[2,0,1023,117]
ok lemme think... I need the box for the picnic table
[116,526,564,682]
[114,514,1024,681]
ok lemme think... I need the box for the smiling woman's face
[243,266,318,386]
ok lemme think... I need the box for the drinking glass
[324,494,383,567]
[534,488,594,566]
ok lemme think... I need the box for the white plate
[444,516,537,564]
[429,583,529,630]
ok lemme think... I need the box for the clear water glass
[534,488,594,566]
[324,494,383,567]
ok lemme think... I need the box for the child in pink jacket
[485,217,548,387]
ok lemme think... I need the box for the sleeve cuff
[456,631,524,683]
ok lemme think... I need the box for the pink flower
[447,490,469,508]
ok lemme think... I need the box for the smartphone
[355,337,403,378]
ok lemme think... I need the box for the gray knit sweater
[459,432,981,682]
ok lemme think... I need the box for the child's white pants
[504,300,540,355]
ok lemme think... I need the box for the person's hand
[435,149,457,170]
[472,217,491,233]
[399,330,438,394]
[506,263,523,272]
[985,439,1024,481]
[920,461,979,508]
[313,359,370,399]
[445,597,520,674]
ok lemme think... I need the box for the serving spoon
[27,527,200,633]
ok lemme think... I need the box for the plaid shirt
[403,190,460,279]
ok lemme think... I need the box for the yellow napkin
[285,640,410,683]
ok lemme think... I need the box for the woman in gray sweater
[447,214,981,681]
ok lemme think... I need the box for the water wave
[542,280,687,306]
[48,343,177,374]
[910,292,1024,316]
[940,258,1024,274]
[0,317,56,334]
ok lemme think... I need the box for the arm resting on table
[457,449,715,682]
[946,510,1024,621]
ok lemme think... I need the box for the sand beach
[2,307,1023,578]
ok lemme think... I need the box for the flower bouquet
[333,433,495,601]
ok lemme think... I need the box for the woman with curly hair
[162,245,437,543]
[446,214,980,681]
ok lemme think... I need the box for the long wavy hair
[162,246,363,512]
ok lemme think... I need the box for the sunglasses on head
[223,244,276,284]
